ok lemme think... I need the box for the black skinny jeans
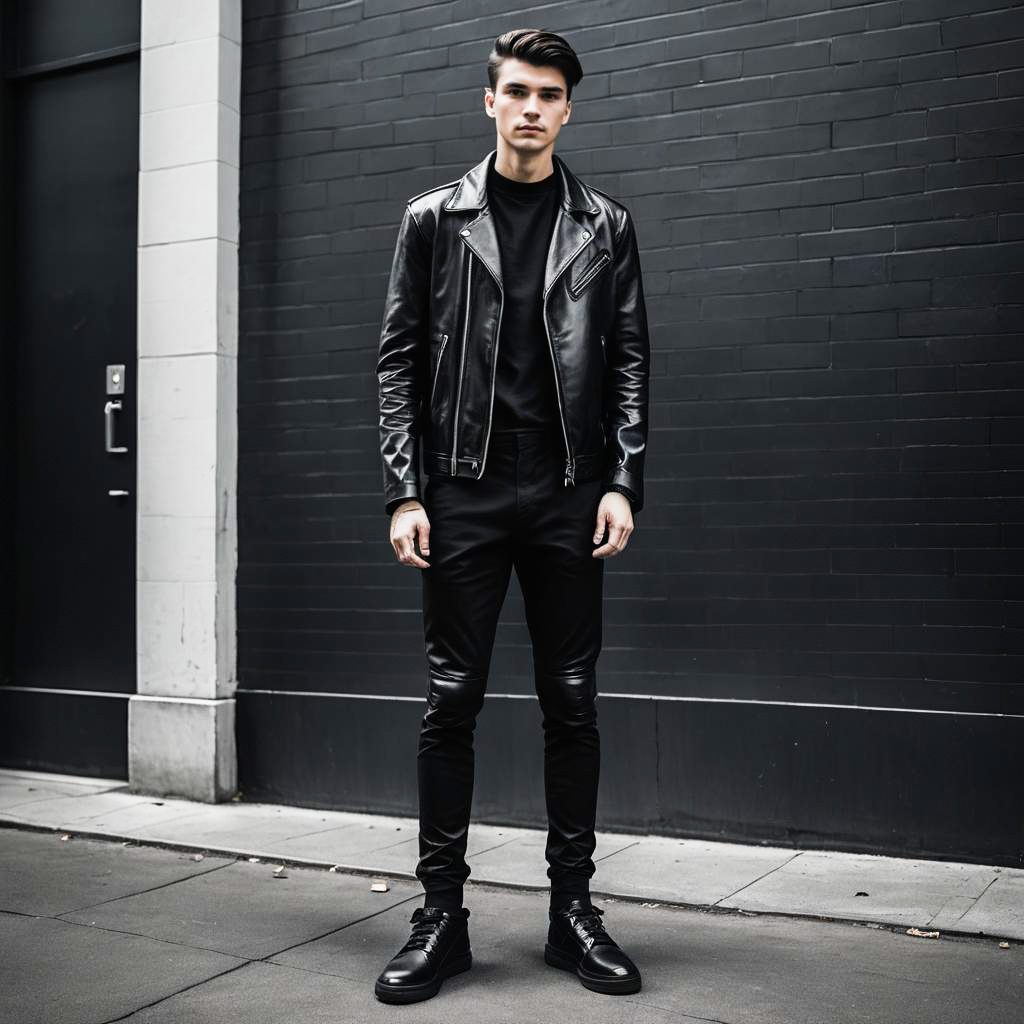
[416,425,605,904]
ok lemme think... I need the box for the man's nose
[523,93,541,116]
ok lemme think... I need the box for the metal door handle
[104,399,127,453]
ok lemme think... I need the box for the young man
[374,28,650,1004]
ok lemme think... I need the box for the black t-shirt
[486,157,562,433]
[481,156,638,512]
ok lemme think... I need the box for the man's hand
[592,491,634,558]
[389,500,431,569]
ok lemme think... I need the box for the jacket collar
[443,149,600,216]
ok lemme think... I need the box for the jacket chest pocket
[567,248,612,300]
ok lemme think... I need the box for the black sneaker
[545,899,641,994]
[374,905,472,1004]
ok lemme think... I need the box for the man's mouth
[518,125,543,132]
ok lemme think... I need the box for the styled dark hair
[487,28,584,101]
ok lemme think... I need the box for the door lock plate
[106,364,125,395]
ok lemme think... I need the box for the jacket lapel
[543,203,594,299]
[459,210,503,289]
[444,149,600,295]
[443,151,503,287]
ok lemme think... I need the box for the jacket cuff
[604,483,639,512]
[602,465,644,513]
[385,487,421,517]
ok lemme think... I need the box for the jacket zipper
[430,332,449,405]
[450,260,472,475]
[542,226,596,488]
[478,277,504,480]
[570,251,611,298]
[543,294,575,487]
[461,211,506,481]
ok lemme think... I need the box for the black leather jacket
[377,149,650,516]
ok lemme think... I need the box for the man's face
[484,57,571,155]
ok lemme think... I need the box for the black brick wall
[237,1,1024,863]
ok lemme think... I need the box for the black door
[0,1,140,777]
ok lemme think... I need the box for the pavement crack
[364,833,418,854]
[969,873,1000,906]
[96,960,252,1023]
[925,873,1000,929]
[54,859,236,918]
[257,956,365,984]
[3,907,253,967]
[625,999,737,1023]
[0,795,74,812]
[262,891,422,960]
[853,966,934,986]
[713,850,805,907]
[595,839,642,863]
[49,798,165,826]
[465,835,527,858]
[32,887,423,969]
[275,821,360,842]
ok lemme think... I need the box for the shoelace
[567,904,617,947]
[399,908,452,954]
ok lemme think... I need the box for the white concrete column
[130,0,241,801]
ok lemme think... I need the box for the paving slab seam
[711,849,806,906]
[2,818,1018,947]
[593,838,643,862]
[459,833,535,859]
[3,886,422,964]
[625,1002,735,1024]
[97,959,252,1024]
[94,889,427,1023]
[53,859,237,920]
[1,867,427,1024]
[0,905,254,963]
[925,873,999,931]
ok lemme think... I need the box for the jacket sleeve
[377,204,431,516]
[602,207,651,513]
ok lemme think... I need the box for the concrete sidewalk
[8,827,1024,1019]
[1,767,1021,943]
[3,826,1021,1024]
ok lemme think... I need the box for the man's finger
[592,522,627,558]
[418,520,431,555]
[593,508,608,544]
[397,534,430,569]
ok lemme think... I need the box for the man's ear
[562,99,572,125]
[484,87,495,118]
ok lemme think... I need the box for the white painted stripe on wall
[2,687,234,705]
[9,686,1016,719]
[234,688,1023,719]
[2,687,133,700]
